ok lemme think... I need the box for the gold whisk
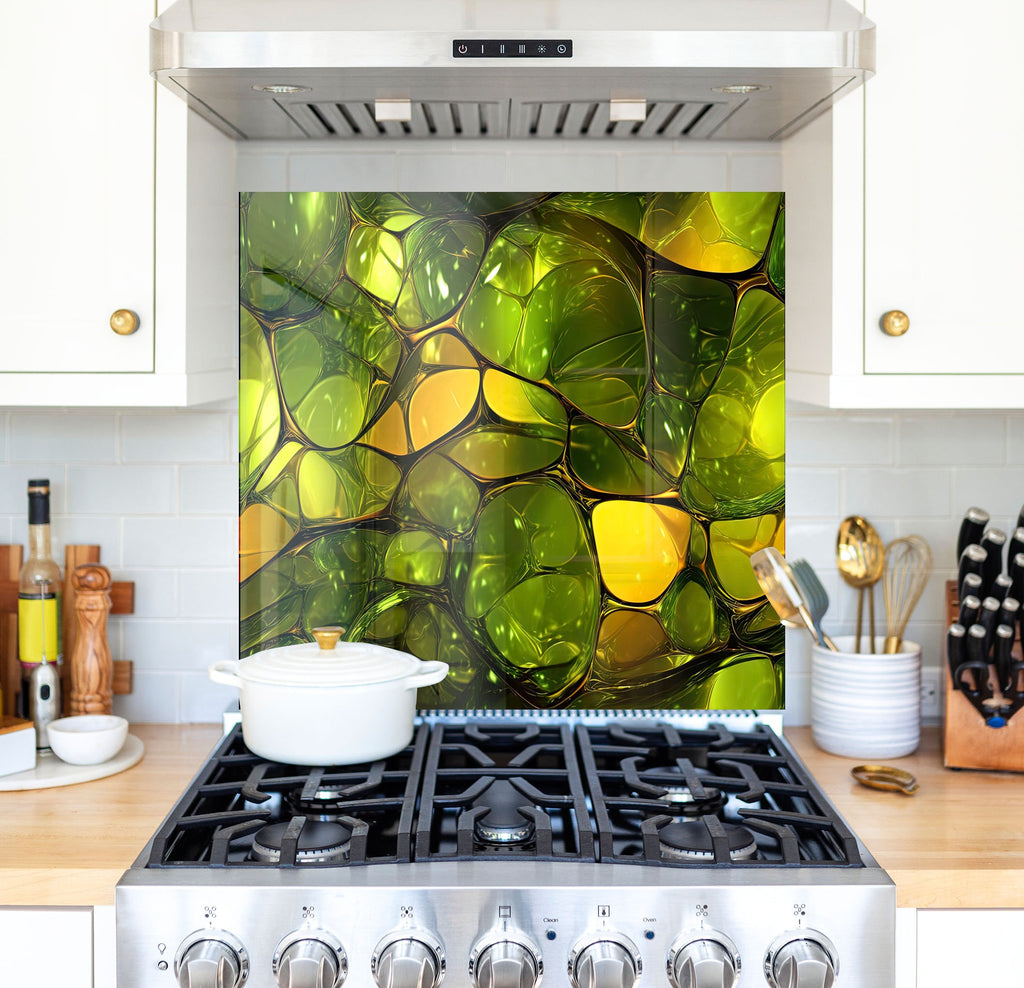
[882,535,933,654]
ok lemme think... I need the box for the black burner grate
[143,720,862,870]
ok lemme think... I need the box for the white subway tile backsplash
[236,151,289,190]
[729,153,784,190]
[288,153,399,191]
[9,413,117,463]
[843,467,951,518]
[121,412,229,463]
[0,465,66,514]
[118,569,180,619]
[180,569,239,619]
[617,153,728,191]
[508,152,618,190]
[786,413,892,466]
[124,618,237,671]
[785,467,840,517]
[180,672,239,724]
[950,467,1024,526]
[67,465,176,515]
[113,670,182,724]
[123,517,236,568]
[19,516,125,570]
[181,465,236,515]
[397,153,508,190]
[899,414,1006,466]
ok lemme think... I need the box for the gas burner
[286,785,353,820]
[657,785,727,818]
[657,821,757,863]
[472,780,536,845]
[250,820,352,864]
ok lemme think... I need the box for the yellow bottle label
[18,595,62,666]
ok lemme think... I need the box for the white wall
[3,140,1019,723]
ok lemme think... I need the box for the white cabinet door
[917,910,1024,986]
[862,0,1024,377]
[0,907,93,988]
[1,0,154,374]
[0,1,237,406]
[784,0,1024,407]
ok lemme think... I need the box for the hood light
[252,84,311,94]
[713,84,770,95]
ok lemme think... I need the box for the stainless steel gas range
[116,714,894,988]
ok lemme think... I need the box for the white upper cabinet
[785,0,1024,407]
[0,0,236,407]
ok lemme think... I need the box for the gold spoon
[836,516,886,653]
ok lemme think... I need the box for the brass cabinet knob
[880,310,910,337]
[109,308,140,336]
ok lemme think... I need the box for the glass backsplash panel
[239,192,785,711]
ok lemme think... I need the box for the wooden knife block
[0,544,134,718]
[943,580,1024,772]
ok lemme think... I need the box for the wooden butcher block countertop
[0,724,1021,908]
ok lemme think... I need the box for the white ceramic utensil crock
[209,627,448,765]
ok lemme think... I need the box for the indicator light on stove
[568,934,641,988]
[667,932,740,988]
[372,931,445,988]
[763,931,838,988]
[174,930,249,988]
[273,931,347,988]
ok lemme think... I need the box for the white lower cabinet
[0,906,94,988]
[916,910,1023,986]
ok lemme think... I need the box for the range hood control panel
[452,39,573,58]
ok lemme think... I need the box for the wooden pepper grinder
[69,564,113,715]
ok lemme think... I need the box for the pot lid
[238,639,425,687]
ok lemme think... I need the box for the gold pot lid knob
[880,310,910,337]
[311,626,346,650]
[109,308,140,336]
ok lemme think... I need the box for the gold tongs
[850,764,919,795]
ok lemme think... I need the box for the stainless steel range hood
[151,0,874,142]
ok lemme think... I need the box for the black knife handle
[980,528,1008,587]
[963,624,993,698]
[1009,527,1024,568]
[998,596,1020,630]
[958,545,988,599]
[978,596,1002,647]
[958,594,982,628]
[947,623,967,687]
[961,572,984,604]
[990,573,1014,603]
[957,506,990,561]
[995,624,1016,695]
[1011,553,1024,604]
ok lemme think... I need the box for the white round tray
[0,733,144,791]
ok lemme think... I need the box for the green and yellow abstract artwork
[239,191,785,711]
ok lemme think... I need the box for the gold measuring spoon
[836,516,886,653]
[851,764,919,795]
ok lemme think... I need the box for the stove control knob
[764,931,838,988]
[668,932,740,988]
[174,930,249,988]
[568,934,641,988]
[273,931,347,988]
[372,931,446,988]
[470,935,543,988]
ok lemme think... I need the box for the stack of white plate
[810,635,921,759]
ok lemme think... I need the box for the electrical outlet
[920,667,942,719]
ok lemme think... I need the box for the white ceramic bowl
[47,715,128,765]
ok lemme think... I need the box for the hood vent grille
[280,99,735,140]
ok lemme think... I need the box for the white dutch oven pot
[209,627,448,765]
